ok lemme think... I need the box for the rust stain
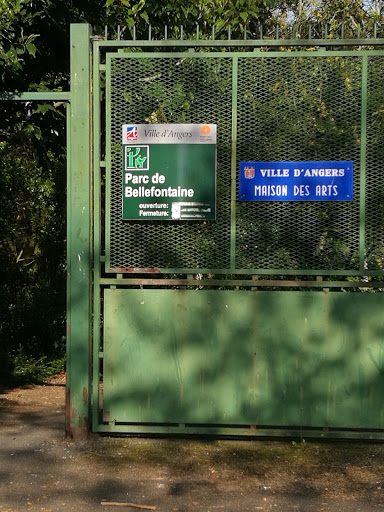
[83,386,88,405]
[110,267,160,273]
[126,267,160,273]
[69,421,90,440]
[65,388,90,439]
[65,388,71,437]
[103,410,110,422]
[66,322,71,335]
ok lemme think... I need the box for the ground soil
[1,377,384,512]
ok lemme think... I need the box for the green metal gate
[8,24,383,438]
[82,28,384,438]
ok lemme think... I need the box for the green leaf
[215,19,226,31]
[35,104,55,115]
[26,43,37,57]
[126,17,135,28]
[240,11,248,21]
[6,47,17,59]
[132,0,145,13]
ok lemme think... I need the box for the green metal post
[359,55,368,271]
[66,24,92,438]
[230,56,238,270]
[92,41,102,430]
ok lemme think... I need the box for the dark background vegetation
[0,0,383,383]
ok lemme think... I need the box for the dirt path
[1,382,384,511]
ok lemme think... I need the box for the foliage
[102,0,384,40]
[0,0,38,82]
[11,347,66,383]
[0,138,66,370]
[0,0,81,380]
[104,0,276,39]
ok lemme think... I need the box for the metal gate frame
[88,26,384,439]
[3,23,384,438]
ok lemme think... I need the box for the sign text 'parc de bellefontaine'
[122,124,216,221]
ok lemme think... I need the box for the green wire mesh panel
[106,51,384,274]
[107,55,232,271]
[236,56,362,270]
[366,56,384,271]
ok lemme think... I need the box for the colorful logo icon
[201,125,211,135]
[124,145,149,170]
[244,166,255,179]
[126,125,138,141]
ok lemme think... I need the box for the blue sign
[239,161,353,202]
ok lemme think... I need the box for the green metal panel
[66,24,92,438]
[0,92,71,101]
[103,289,384,430]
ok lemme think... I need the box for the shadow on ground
[1,384,384,512]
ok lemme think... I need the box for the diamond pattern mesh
[236,56,361,270]
[106,52,384,274]
[107,56,232,270]
[366,56,384,271]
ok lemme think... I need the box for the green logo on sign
[124,145,149,170]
